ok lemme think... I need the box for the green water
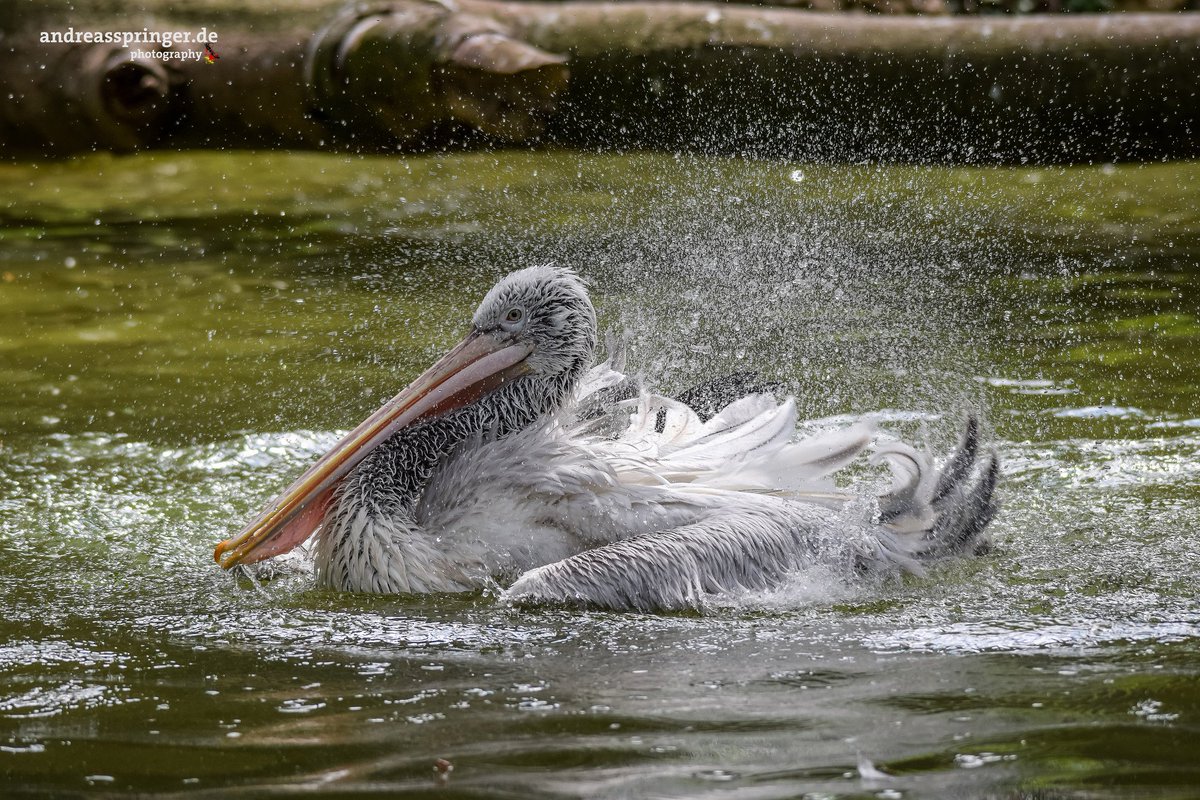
[1,152,1197,797]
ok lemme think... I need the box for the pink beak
[214,330,532,569]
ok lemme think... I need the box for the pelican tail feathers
[871,415,1000,563]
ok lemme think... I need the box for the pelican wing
[503,502,838,612]
[593,393,874,500]
[503,416,1000,612]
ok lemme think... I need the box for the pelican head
[214,265,596,569]
[474,265,596,387]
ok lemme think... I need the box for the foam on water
[4,410,1197,648]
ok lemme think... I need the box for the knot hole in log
[101,57,171,129]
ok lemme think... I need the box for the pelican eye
[501,307,525,328]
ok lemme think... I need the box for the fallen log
[2,2,1197,162]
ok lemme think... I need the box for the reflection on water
[0,153,1198,797]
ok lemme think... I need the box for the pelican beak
[214,330,533,569]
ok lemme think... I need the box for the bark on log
[2,2,1197,162]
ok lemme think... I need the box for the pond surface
[1,151,1198,798]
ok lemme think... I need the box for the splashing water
[1,152,1198,797]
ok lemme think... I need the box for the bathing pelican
[215,266,998,611]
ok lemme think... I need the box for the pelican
[215,266,998,611]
